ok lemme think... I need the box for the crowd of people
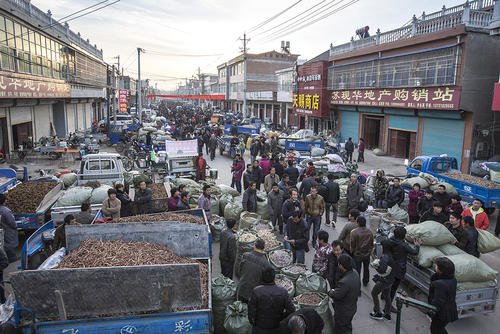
[216,157,497,334]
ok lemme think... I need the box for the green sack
[275,273,295,298]
[281,264,309,282]
[223,301,251,334]
[437,244,465,256]
[210,215,226,242]
[235,231,257,277]
[239,211,261,231]
[405,221,457,246]
[224,201,243,222]
[210,196,220,217]
[219,194,233,215]
[446,254,498,282]
[477,229,500,253]
[55,186,92,207]
[212,275,236,334]
[401,177,429,189]
[457,280,498,291]
[295,272,328,296]
[60,173,77,188]
[294,292,333,334]
[417,246,445,268]
[132,173,152,188]
[219,184,240,197]
[268,249,293,270]
[257,200,272,220]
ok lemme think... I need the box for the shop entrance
[299,116,306,129]
[13,122,33,150]
[362,115,383,149]
[0,118,8,154]
[389,129,416,159]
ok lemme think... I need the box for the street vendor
[101,188,121,220]
[54,214,80,249]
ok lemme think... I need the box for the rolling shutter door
[421,118,464,168]
[388,115,418,131]
[340,110,359,141]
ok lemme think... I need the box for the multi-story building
[0,0,107,154]
[217,50,298,121]
[328,0,500,172]
[276,66,294,127]
[292,50,333,132]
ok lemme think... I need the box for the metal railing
[3,0,103,59]
[330,0,496,57]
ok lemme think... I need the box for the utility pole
[137,47,144,123]
[112,64,117,125]
[240,33,250,117]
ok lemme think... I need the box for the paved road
[208,148,500,334]
[6,146,499,334]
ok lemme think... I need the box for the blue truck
[11,209,212,333]
[0,168,18,193]
[406,155,500,210]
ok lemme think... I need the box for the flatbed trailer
[13,209,212,333]
[0,168,18,193]
[404,257,498,318]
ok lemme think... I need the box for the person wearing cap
[461,198,489,230]
[419,202,448,224]
[237,238,272,303]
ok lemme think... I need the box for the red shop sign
[331,86,461,110]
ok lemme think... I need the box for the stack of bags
[405,221,499,290]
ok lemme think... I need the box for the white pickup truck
[51,153,126,223]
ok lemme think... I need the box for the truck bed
[435,173,500,208]
[405,258,498,318]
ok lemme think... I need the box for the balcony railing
[3,0,103,59]
[330,0,496,57]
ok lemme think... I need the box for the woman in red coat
[408,183,424,224]
[194,153,207,181]
[462,198,489,230]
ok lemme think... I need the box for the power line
[0,0,119,45]
[258,0,345,43]
[261,0,359,43]
[247,0,303,33]
[144,50,224,57]
[253,0,329,37]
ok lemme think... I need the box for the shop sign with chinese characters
[293,93,321,115]
[0,73,70,99]
[330,86,461,110]
[119,89,128,112]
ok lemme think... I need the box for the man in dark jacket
[0,247,9,303]
[248,267,295,334]
[251,160,264,190]
[279,308,324,334]
[326,240,354,289]
[219,219,237,279]
[383,177,405,209]
[134,181,153,214]
[344,137,355,163]
[446,212,467,250]
[420,202,448,224]
[328,254,361,334]
[350,216,373,286]
[388,226,421,304]
[284,212,309,264]
[284,160,300,186]
[242,182,262,213]
[346,174,363,210]
[298,173,316,200]
[282,189,303,233]
[433,185,451,210]
[243,164,253,190]
[74,201,96,224]
[324,173,340,227]
[237,239,272,302]
[250,140,261,163]
[176,192,191,211]
[428,257,458,334]
[417,189,435,217]
[278,174,291,200]
[268,183,284,233]
[370,239,395,320]
[272,157,284,178]
[0,193,18,263]
[208,133,218,161]
[462,216,480,258]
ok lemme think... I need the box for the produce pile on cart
[5,181,56,213]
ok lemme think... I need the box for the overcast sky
[32,0,464,90]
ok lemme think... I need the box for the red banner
[0,72,70,99]
[492,83,500,112]
[147,94,225,100]
[330,86,461,110]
